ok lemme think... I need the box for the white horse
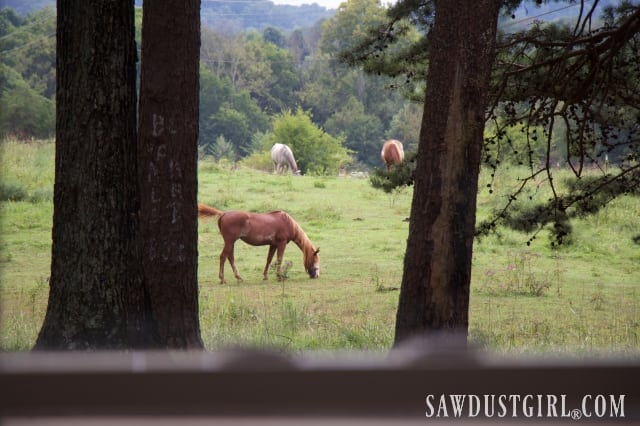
[271,143,301,175]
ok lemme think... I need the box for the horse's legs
[220,241,242,284]
[275,244,286,280]
[218,246,228,284]
[263,245,277,280]
[218,250,226,284]
[227,245,242,282]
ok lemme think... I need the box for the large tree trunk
[35,1,151,349]
[394,0,501,345]
[138,0,203,348]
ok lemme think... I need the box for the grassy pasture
[1,139,639,355]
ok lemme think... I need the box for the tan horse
[381,139,405,171]
[198,204,320,283]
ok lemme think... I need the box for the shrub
[28,188,53,203]
[0,181,28,202]
[240,151,272,172]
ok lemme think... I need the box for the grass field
[1,139,639,354]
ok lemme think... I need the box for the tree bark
[394,0,502,345]
[35,0,151,349]
[138,0,203,348]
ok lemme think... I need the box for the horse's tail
[198,203,224,219]
[382,140,404,168]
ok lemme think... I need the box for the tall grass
[1,139,639,355]
[0,138,54,203]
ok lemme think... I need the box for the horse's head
[306,248,320,278]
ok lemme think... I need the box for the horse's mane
[283,146,298,171]
[281,212,316,266]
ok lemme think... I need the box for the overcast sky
[269,0,342,10]
[269,0,397,11]
[269,0,621,17]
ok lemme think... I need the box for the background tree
[211,135,236,162]
[1,7,56,98]
[0,81,54,139]
[35,0,150,349]
[323,96,384,166]
[386,102,422,151]
[339,0,640,342]
[344,0,640,238]
[286,28,312,66]
[0,7,23,32]
[200,29,246,89]
[337,0,432,101]
[241,33,300,113]
[303,0,408,163]
[394,0,502,344]
[2,3,423,168]
[263,26,286,48]
[0,7,55,139]
[198,0,332,32]
[199,66,232,143]
[138,0,203,349]
[199,67,269,157]
[479,1,640,244]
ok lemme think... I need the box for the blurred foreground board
[1,346,639,424]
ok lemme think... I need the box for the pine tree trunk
[138,0,203,348]
[35,0,151,349]
[394,0,501,345]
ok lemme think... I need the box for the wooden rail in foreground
[1,347,639,424]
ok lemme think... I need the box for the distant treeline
[0,2,421,170]
[5,0,335,32]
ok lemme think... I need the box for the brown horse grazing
[198,203,320,284]
[381,139,405,171]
